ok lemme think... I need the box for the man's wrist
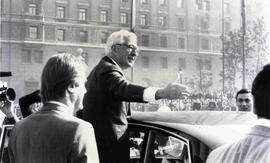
[144,87,159,102]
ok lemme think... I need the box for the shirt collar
[106,56,123,71]
[256,118,270,128]
[44,101,73,116]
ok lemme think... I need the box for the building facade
[0,0,240,100]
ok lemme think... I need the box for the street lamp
[177,68,184,111]
[76,48,83,57]
[178,68,183,84]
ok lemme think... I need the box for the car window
[129,122,191,163]
[130,129,147,161]
[152,131,189,163]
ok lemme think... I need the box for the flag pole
[241,0,246,89]
[128,0,136,116]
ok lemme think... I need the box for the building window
[160,36,167,48]
[178,18,185,31]
[29,3,37,15]
[204,59,212,70]
[224,3,230,14]
[57,6,65,18]
[200,15,209,32]
[142,56,149,69]
[178,38,185,49]
[80,31,88,43]
[160,57,168,69]
[159,16,166,27]
[33,50,43,63]
[100,10,108,23]
[120,12,128,24]
[22,49,31,63]
[57,29,65,41]
[205,0,210,10]
[196,59,203,70]
[79,8,87,21]
[159,0,167,6]
[178,58,186,69]
[141,35,149,46]
[140,0,148,5]
[140,14,147,26]
[196,0,210,11]
[101,32,109,44]
[177,0,184,8]
[196,0,203,10]
[29,26,38,39]
[224,20,231,33]
[201,38,210,50]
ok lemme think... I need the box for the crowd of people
[131,91,239,112]
[0,29,269,163]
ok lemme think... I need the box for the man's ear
[67,84,77,94]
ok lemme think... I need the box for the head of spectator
[41,53,87,115]
[106,30,139,70]
[252,64,270,119]
[235,88,253,112]
[19,90,41,118]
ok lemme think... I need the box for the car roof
[130,111,257,149]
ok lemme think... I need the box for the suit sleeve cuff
[143,87,159,102]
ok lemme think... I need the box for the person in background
[82,30,189,163]
[235,88,253,112]
[206,64,270,163]
[8,53,99,163]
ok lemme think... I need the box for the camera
[0,72,16,102]
[0,87,16,102]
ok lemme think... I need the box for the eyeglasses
[113,44,139,52]
[237,98,251,103]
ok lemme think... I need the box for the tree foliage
[222,17,269,91]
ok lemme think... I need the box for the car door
[129,120,192,163]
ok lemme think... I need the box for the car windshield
[0,0,269,116]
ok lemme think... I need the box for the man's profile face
[236,93,253,111]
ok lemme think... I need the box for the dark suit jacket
[8,103,99,163]
[83,56,146,163]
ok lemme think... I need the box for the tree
[250,17,269,73]
[222,17,269,91]
[186,71,213,94]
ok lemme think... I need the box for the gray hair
[41,53,87,102]
[105,30,137,54]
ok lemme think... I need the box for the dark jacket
[83,56,146,163]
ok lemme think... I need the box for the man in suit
[8,53,99,163]
[206,64,270,163]
[235,88,253,112]
[83,30,189,163]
